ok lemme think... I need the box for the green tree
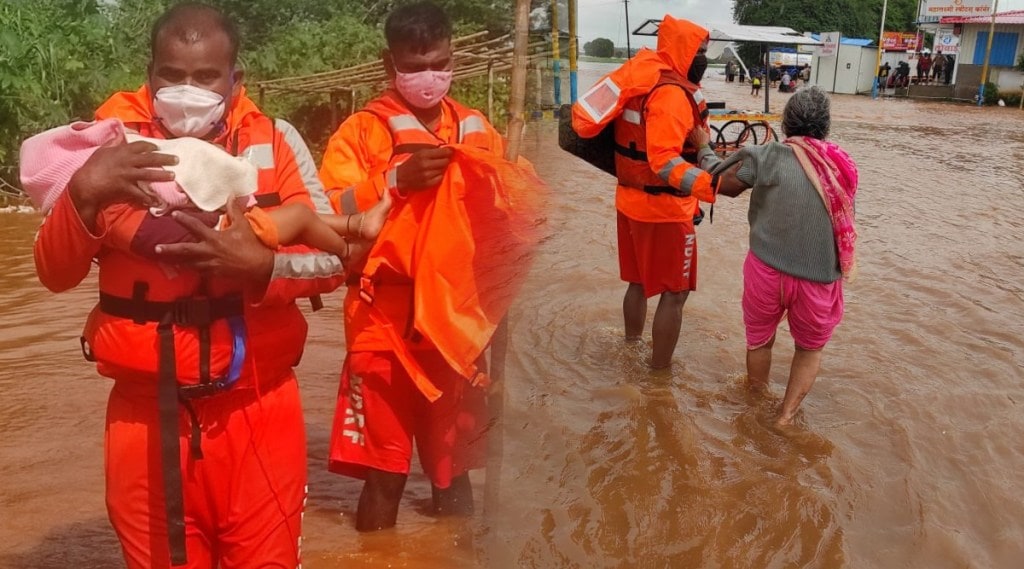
[733,0,919,41]
[583,37,614,58]
[1,0,516,182]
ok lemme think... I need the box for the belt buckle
[178,380,227,400]
[173,299,211,327]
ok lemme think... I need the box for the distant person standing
[780,70,793,93]
[878,62,890,94]
[725,60,736,82]
[931,52,945,83]
[751,73,762,96]
[738,64,746,83]
[916,52,932,84]
[944,54,955,85]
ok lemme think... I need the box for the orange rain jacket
[320,91,543,401]
[34,85,346,387]
[573,15,716,223]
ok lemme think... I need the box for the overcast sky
[575,0,1024,49]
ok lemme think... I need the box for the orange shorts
[617,211,698,298]
[328,350,488,489]
[105,374,305,569]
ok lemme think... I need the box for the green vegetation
[583,37,614,58]
[0,0,512,185]
[579,55,626,64]
[734,0,920,40]
[732,0,920,63]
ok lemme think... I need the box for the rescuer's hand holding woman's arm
[687,128,747,198]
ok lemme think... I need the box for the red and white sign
[819,32,841,57]
[882,31,920,52]
[920,0,993,19]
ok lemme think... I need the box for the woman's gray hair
[781,86,831,140]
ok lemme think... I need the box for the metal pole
[978,0,1000,106]
[763,45,770,114]
[872,0,889,99]
[569,0,578,102]
[486,0,531,524]
[832,34,842,94]
[624,0,631,58]
[487,59,495,119]
[552,0,561,106]
[536,60,543,111]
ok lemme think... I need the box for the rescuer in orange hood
[574,14,718,369]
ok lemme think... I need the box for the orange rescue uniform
[34,85,345,569]
[574,15,717,295]
[319,91,503,487]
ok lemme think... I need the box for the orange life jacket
[571,16,715,223]
[348,92,542,401]
[614,71,709,194]
[81,86,308,390]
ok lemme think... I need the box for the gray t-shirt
[699,142,841,283]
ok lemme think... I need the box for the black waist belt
[98,289,246,567]
[642,185,688,198]
[615,143,699,165]
[99,292,244,327]
[630,187,707,225]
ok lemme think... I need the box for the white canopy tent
[633,20,822,112]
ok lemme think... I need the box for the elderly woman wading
[690,86,858,426]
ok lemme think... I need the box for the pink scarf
[785,136,859,278]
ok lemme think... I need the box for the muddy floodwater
[2,62,1023,568]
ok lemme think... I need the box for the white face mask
[152,84,226,138]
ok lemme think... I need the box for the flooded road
[2,62,1023,568]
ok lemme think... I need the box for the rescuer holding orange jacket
[318,1,510,532]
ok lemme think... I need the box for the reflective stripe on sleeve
[275,119,333,214]
[459,115,487,140]
[388,115,429,133]
[658,157,685,184]
[678,167,703,195]
[243,143,275,169]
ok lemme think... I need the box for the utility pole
[872,0,889,100]
[552,0,560,106]
[978,0,1000,106]
[569,0,578,102]
[624,0,631,59]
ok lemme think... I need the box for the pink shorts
[328,351,488,489]
[742,251,844,350]
[617,211,697,298]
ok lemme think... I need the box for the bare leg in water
[356,470,474,532]
[356,469,407,532]
[431,472,474,516]
[650,290,687,369]
[623,282,646,342]
[746,334,776,392]
[776,346,823,426]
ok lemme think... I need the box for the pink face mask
[394,69,453,109]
